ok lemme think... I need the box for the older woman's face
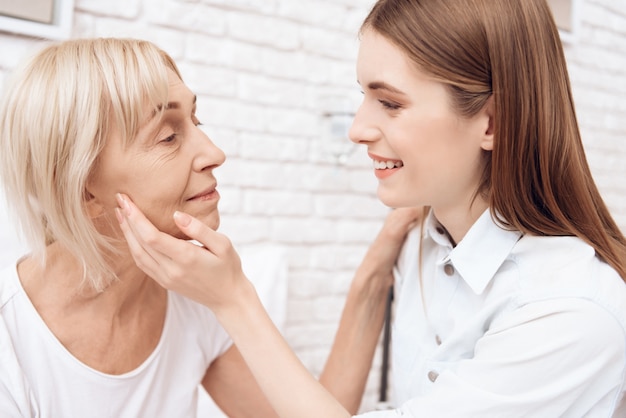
[88,68,225,239]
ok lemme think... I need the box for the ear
[480,95,494,151]
[84,189,105,219]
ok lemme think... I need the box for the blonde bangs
[95,39,180,149]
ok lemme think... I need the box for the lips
[187,185,218,201]
[368,152,403,169]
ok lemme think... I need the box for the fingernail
[116,193,130,216]
[174,211,191,227]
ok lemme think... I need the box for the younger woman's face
[88,68,225,239]
[350,29,493,218]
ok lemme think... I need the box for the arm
[214,279,351,418]
[116,195,350,418]
[203,345,278,418]
[319,208,421,413]
[116,195,418,417]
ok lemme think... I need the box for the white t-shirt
[358,209,626,417]
[0,260,232,418]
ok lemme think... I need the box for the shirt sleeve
[355,298,626,417]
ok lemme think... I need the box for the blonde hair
[363,0,626,280]
[0,38,182,291]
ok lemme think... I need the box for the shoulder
[167,290,220,327]
[167,291,233,359]
[509,235,626,333]
[511,235,595,275]
[511,235,623,291]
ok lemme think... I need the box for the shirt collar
[425,209,522,295]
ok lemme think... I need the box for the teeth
[374,160,403,169]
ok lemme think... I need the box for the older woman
[0,38,282,417]
[0,36,421,417]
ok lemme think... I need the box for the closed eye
[379,100,401,110]
[160,133,177,143]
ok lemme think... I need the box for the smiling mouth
[373,159,404,169]
[187,187,218,201]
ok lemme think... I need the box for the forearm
[216,279,351,418]
[319,258,392,413]
[319,209,420,413]
[116,198,419,417]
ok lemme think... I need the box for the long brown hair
[362,0,626,280]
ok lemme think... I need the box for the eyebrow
[151,95,197,118]
[362,81,407,96]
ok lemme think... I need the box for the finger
[399,206,424,230]
[390,206,422,225]
[384,207,423,238]
[118,195,225,285]
[118,193,178,255]
[115,204,167,282]
[116,194,183,278]
[173,210,234,257]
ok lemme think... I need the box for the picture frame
[0,0,75,40]
[548,0,581,44]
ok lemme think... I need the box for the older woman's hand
[116,193,248,311]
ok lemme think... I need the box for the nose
[348,102,379,145]
[192,125,226,172]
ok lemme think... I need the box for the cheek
[131,193,183,235]
[139,209,220,241]
[126,159,203,237]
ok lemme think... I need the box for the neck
[432,196,489,246]
[19,242,163,318]
[18,242,168,375]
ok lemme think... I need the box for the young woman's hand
[355,206,423,289]
[116,193,351,418]
[115,193,248,312]
[319,206,422,412]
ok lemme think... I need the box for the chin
[377,190,420,210]
[203,212,220,230]
[377,190,404,209]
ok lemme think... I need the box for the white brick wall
[566,1,626,229]
[0,0,624,414]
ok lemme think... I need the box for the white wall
[0,0,625,412]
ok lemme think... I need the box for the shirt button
[428,370,439,382]
[443,263,455,276]
[435,335,442,345]
[436,226,445,235]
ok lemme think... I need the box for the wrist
[212,276,258,323]
[352,244,395,297]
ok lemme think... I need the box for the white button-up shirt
[357,209,626,417]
